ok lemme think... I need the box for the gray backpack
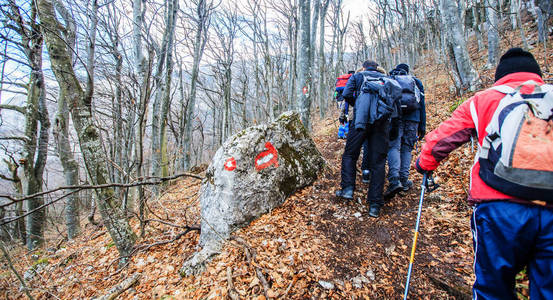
[478,80,553,202]
[392,75,421,113]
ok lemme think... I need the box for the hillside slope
[1,27,551,299]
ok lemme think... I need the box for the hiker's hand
[415,158,431,175]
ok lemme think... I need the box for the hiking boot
[368,205,381,218]
[362,170,370,184]
[401,179,413,192]
[335,186,354,200]
[384,178,403,200]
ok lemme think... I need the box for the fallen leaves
[5,27,549,299]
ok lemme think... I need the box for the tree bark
[296,0,312,130]
[440,0,480,91]
[318,0,330,118]
[51,0,81,240]
[54,83,81,240]
[183,0,211,171]
[150,0,177,193]
[7,0,51,249]
[38,0,136,264]
[472,3,484,51]
[486,0,500,67]
[159,0,178,179]
[286,4,298,111]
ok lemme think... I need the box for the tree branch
[231,236,270,297]
[0,104,26,114]
[0,173,204,227]
[91,273,141,300]
[0,136,30,143]
[0,172,203,203]
[0,241,36,300]
[134,226,200,252]
[0,174,17,182]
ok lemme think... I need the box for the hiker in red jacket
[415,48,553,299]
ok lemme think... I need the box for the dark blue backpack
[391,74,421,113]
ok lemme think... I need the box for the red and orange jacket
[417,72,546,206]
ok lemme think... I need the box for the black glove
[417,128,425,141]
[339,114,347,125]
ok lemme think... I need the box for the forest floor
[1,24,551,299]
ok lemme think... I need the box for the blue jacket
[342,69,403,130]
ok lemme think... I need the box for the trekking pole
[403,173,438,299]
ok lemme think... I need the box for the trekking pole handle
[425,174,439,193]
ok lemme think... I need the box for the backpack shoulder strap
[489,85,516,94]
[491,81,553,95]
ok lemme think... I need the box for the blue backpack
[392,74,421,113]
[338,123,349,139]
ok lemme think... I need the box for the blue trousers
[387,120,418,182]
[340,119,389,205]
[471,201,553,300]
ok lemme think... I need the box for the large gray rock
[180,111,325,276]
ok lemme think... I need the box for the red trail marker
[224,157,236,171]
[255,142,279,171]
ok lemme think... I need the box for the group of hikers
[334,60,426,218]
[333,48,553,299]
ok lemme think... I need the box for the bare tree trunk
[51,0,80,240]
[286,5,297,111]
[510,0,517,29]
[296,0,312,129]
[262,14,274,120]
[151,0,178,196]
[176,65,187,171]
[183,0,211,171]
[159,0,178,179]
[132,0,151,217]
[310,0,320,105]
[38,0,136,264]
[335,4,349,78]
[514,0,529,50]
[318,0,330,118]
[222,67,232,141]
[3,157,25,243]
[440,0,480,91]
[535,1,551,71]
[486,0,500,67]
[54,87,80,240]
[6,0,52,249]
[472,3,484,51]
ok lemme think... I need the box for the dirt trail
[8,28,552,297]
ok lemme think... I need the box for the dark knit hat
[495,48,542,82]
[363,60,378,69]
[396,63,409,73]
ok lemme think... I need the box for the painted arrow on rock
[254,142,279,171]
